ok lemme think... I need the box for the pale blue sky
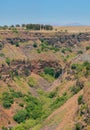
[0,0,90,25]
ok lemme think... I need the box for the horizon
[0,0,90,26]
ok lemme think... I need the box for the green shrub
[28,77,37,87]
[40,73,55,82]
[12,91,23,98]
[0,44,3,49]
[77,50,83,54]
[51,94,68,110]
[2,92,14,108]
[13,110,28,123]
[61,49,65,53]
[24,68,30,76]
[5,58,10,65]
[86,46,90,50]
[37,49,41,53]
[71,64,77,69]
[71,86,81,95]
[2,126,8,130]
[78,95,83,105]
[44,67,55,77]
[25,95,42,119]
[19,103,24,107]
[3,100,12,108]
[15,42,19,47]
[48,91,57,98]
[33,43,38,48]
[0,53,5,57]
[55,69,62,78]
[75,123,82,130]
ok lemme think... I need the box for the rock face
[43,33,90,47]
[0,31,90,48]
[0,60,31,81]
[0,59,62,81]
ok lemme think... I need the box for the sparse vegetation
[2,92,14,108]
[0,26,90,130]
[28,76,38,87]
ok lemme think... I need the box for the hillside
[0,28,90,130]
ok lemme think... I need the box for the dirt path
[41,90,83,130]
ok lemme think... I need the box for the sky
[0,0,90,26]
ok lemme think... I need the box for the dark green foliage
[24,68,30,76]
[3,100,12,108]
[2,126,8,130]
[0,53,5,57]
[40,38,44,43]
[13,110,28,123]
[86,46,90,50]
[26,24,53,30]
[19,103,24,107]
[78,95,83,105]
[33,43,38,48]
[25,95,42,119]
[44,67,55,77]
[75,123,82,130]
[61,49,65,53]
[0,44,3,49]
[26,24,40,30]
[71,86,81,95]
[16,24,20,27]
[77,50,83,54]
[48,91,57,98]
[5,58,10,65]
[15,42,19,47]
[11,91,23,98]
[51,94,68,110]
[55,69,62,78]
[71,64,77,69]
[2,92,14,108]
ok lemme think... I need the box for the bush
[78,95,83,105]
[0,44,3,49]
[13,110,28,123]
[71,64,77,69]
[86,46,90,50]
[51,94,68,109]
[12,91,23,98]
[24,68,30,76]
[2,92,14,108]
[71,86,81,95]
[3,100,12,108]
[28,77,37,87]
[75,123,82,130]
[55,69,62,78]
[40,73,55,82]
[0,53,5,57]
[15,42,19,47]
[77,50,83,54]
[44,67,55,77]
[5,58,10,65]
[48,91,57,98]
[33,43,38,48]
[25,95,42,119]
[61,49,65,53]
[2,126,8,130]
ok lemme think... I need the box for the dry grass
[53,26,90,33]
